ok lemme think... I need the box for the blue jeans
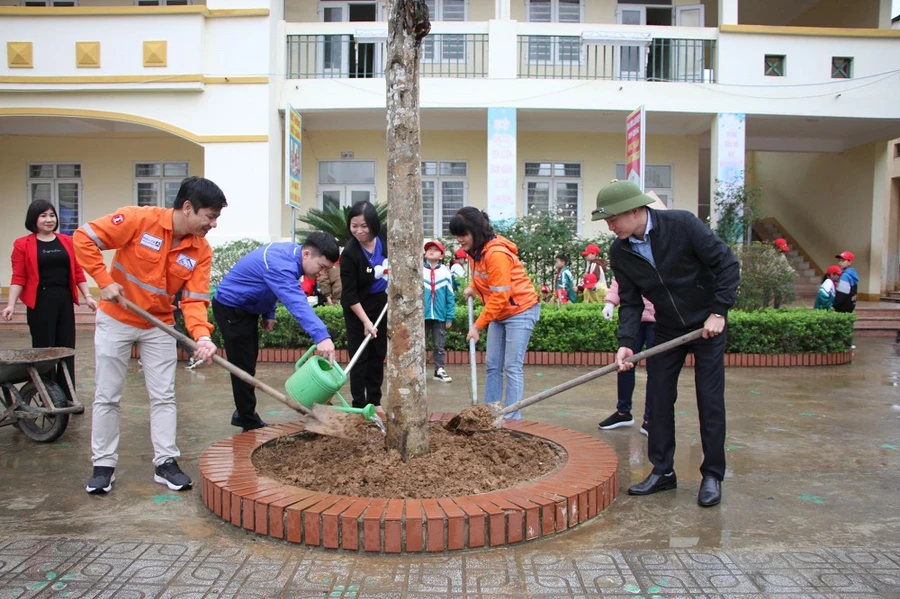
[484,303,541,419]
[616,321,655,420]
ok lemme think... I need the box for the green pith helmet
[591,179,655,221]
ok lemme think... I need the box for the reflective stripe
[473,271,489,279]
[262,243,274,269]
[81,223,107,251]
[182,291,209,301]
[489,285,511,292]
[113,262,168,296]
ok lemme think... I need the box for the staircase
[754,220,821,298]
[854,303,900,339]
[0,296,96,332]
[882,289,900,304]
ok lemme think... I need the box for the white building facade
[1,0,899,298]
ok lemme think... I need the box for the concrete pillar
[203,142,275,243]
[495,0,511,21]
[709,112,746,226]
[487,19,518,79]
[867,142,890,297]
[718,0,738,25]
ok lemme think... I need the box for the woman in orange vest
[450,207,540,419]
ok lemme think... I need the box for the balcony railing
[286,33,488,79]
[517,36,716,82]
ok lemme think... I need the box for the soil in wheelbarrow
[253,420,564,498]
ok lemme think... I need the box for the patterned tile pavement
[2,537,899,598]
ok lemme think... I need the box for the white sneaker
[433,367,452,382]
[185,357,201,370]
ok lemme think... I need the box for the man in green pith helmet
[593,179,740,508]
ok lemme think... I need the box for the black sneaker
[640,420,649,437]
[86,466,115,494]
[154,458,192,491]
[433,367,452,382]
[598,411,635,430]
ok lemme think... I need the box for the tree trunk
[384,0,431,461]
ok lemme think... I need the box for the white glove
[374,259,390,280]
[602,303,615,321]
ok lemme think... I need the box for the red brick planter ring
[139,347,854,367]
[199,413,619,553]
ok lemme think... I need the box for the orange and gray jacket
[73,206,214,339]
[468,235,539,329]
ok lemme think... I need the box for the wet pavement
[1,329,899,598]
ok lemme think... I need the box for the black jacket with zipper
[610,208,740,352]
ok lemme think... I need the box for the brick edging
[137,347,854,367]
[198,415,619,553]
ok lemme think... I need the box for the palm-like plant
[295,202,388,246]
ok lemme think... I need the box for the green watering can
[284,346,376,420]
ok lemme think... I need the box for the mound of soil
[253,422,564,498]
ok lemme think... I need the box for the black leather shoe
[697,476,721,507]
[628,472,677,495]
[231,410,267,431]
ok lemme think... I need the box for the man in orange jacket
[74,176,226,495]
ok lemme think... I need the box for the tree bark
[384,0,431,461]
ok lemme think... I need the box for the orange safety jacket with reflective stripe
[73,206,214,339]
[468,235,539,330]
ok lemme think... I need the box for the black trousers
[26,286,76,400]
[212,299,265,428]
[344,293,387,408]
[646,325,727,481]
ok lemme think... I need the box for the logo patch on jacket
[176,253,197,271]
[111,214,125,225]
[139,233,163,251]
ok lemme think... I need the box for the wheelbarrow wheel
[15,379,69,443]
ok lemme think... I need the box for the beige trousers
[91,310,179,468]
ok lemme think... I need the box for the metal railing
[286,33,488,79]
[517,36,716,82]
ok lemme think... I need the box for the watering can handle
[295,346,317,372]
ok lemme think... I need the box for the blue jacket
[214,242,330,343]
[423,262,456,323]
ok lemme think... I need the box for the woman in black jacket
[340,201,388,408]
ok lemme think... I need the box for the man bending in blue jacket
[213,232,339,431]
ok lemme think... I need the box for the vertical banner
[716,112,746,186]
[284,104,302,210]
[625,105,645,191]
[487,107,517,222]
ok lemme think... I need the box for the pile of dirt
[253,422,564,498]
[444,404,499,434]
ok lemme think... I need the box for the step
[856,307,900,317]
[854,318,900,328]
[855,329,900,338]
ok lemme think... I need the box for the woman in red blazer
[2,200,98,399]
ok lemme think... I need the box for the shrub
[733,243,797,311]
[209,303,855,355]
[210,238,263,288]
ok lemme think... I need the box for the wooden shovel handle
[119,297,312,417]
[501,328,705,416]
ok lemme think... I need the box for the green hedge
[206,304,855,355]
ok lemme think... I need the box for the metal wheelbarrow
[0,347,84,443]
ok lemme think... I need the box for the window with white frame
[423,0,466,62]
[524,162,581,234]
[134,162,189,208]
[422,161,467,238]
[22,0,77,6]
[135,0,191,5]
[526,0,582,63]
[615,163,674,208]
[28,164,82,235]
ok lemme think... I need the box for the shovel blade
[445,403,504,434]
[303,404,361,438]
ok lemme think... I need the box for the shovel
[119,297,358,438]
[467,296,477,406]
[447,328,704,433]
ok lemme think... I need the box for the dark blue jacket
[610,208,740,351]
[214,242,330,343]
